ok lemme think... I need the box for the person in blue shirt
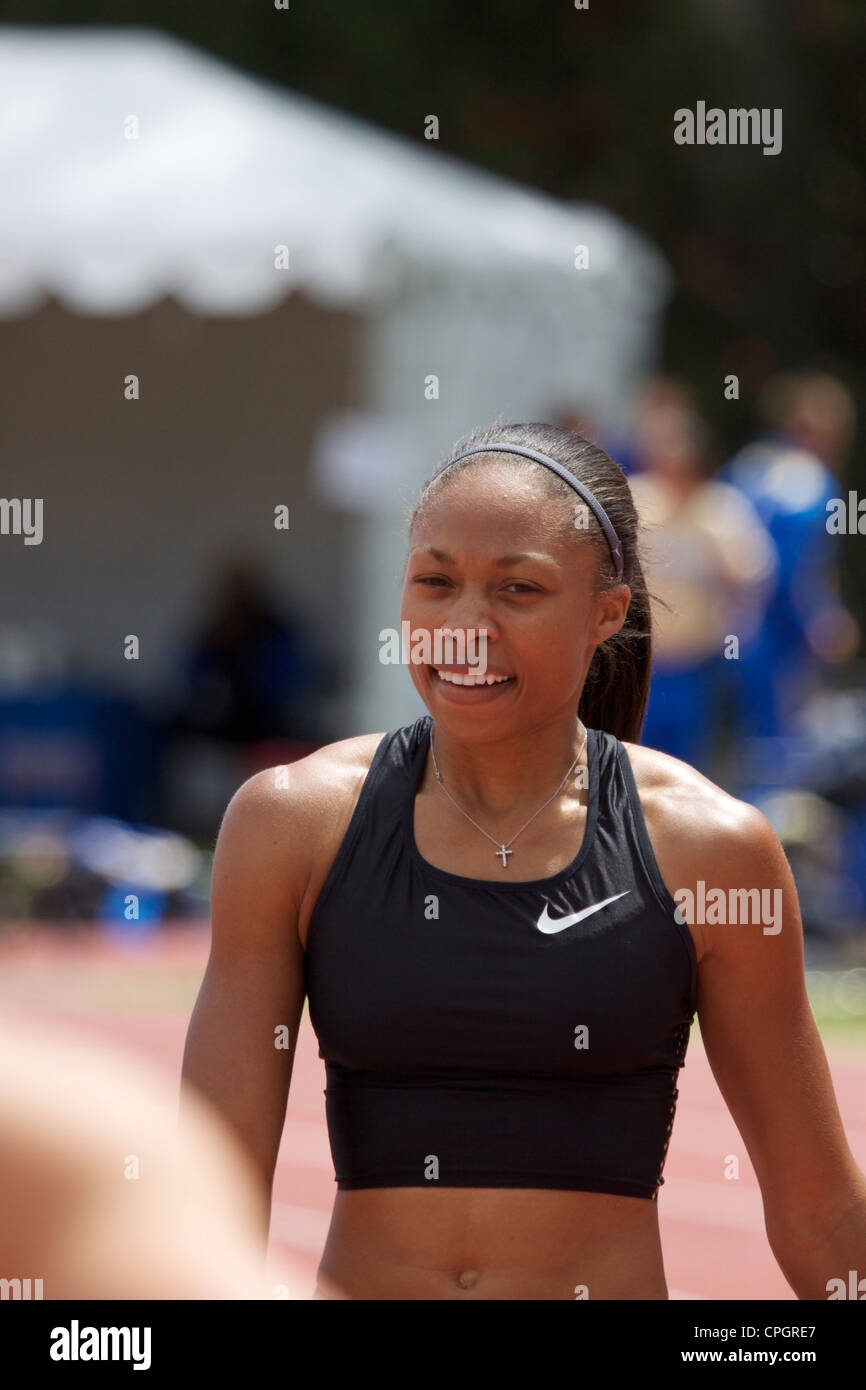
[720,371,859,743]
[626,379,777,776]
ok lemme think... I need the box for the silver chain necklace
[429,720,588,868]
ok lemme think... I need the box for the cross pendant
[496,845,512,867]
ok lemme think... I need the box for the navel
[456,1269,479,1290]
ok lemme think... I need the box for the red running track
[1,925,864,1300]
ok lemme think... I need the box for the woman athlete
[181,421,866,1300]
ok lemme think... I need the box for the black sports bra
[304,716,697,1200]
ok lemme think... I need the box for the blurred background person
[628,379,778,776]
[160,560,323,840]
[720,370,860,743]
[173,560,319,747]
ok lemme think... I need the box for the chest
[409,784,703,965]
[305,846,693,1081]
[411,787,592,881]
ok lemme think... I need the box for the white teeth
[435,670,511,686]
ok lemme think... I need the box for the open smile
[429,667,517,703]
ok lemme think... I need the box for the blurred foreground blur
[0,1013,312,1300]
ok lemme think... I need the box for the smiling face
[402,461,631,743]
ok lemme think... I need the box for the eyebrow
[413,546,553,568]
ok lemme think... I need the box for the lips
[434,668,514,687]
[429,667,516,703]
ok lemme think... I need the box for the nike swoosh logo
[535,891,631,934]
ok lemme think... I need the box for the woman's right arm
[180,763,314,1250]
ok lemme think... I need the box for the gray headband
[433,442,624,581]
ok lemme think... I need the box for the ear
[593,584,631,643]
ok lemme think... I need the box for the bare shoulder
[223,729,387,853]
[213,731,388,930]
[619,741,786,957]
[621,740,762,834]
[225,730,386,821]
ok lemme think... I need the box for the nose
[438,582,500,641]
[434,612,496,662]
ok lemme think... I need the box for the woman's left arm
[691,803,866,1299]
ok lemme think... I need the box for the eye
[411,576,540,594]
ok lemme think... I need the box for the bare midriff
[313,1185,668,1300]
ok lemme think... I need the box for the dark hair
[408,421,653,744]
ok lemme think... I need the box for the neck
[428,715,587,821]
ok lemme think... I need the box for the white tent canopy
[0,27,672,735]
[0,26,669,319]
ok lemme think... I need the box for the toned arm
[180,763,312,1248]
[658,772,866,1298]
